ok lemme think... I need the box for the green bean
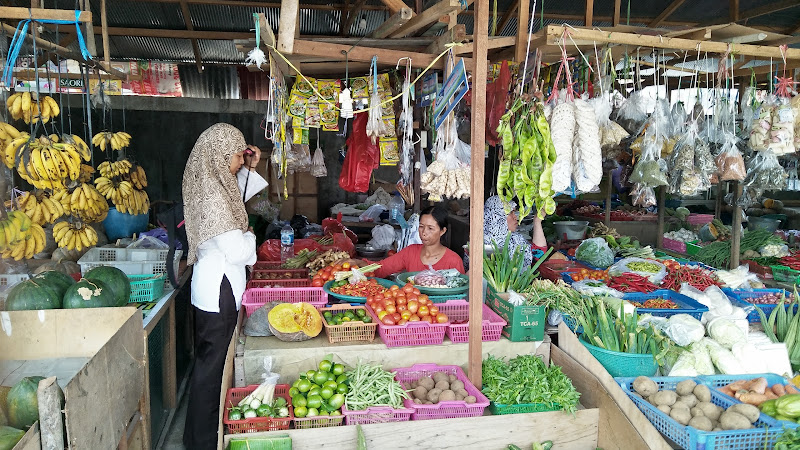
[345,362,407,410]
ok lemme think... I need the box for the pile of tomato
[311,261,377,287]
[570,268,608,282]
[366,283,449,326]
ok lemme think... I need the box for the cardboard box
[486,285,546,342]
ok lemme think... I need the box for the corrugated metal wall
[178,65,240,98]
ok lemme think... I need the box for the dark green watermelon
[62,279,116,309]
[7,376,44,429]
[0,425,26,450]
[84,266,130,307]
[32,270,75,299]
[5,279,61,311]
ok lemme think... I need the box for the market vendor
[372,205,465,278]
[484,195,547,267]
[182,123,264,450]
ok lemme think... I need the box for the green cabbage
[575,237,615,269]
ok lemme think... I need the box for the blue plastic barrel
[103,207,148,240]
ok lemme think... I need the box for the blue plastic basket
[623,290,710,320]
[561,313,583,334]
[616,376,780,450]
[580,340,658,378]
[699,373,799,429]
[567,255,620,271]
[721,288,792,323]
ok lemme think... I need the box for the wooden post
[730,181,742,269]
[37,377,64,450]
[612,0,621,26]
[514,0,529,63]
[584,0,593,26]
[468,0,489,389]
[100,0,110,70]
[604,171,612,225]
[714,181,724,219]
[277,0,299,54]
[82,0,97,57]
[656,186,665,250]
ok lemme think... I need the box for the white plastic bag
[358,204,387,222]
[680,284,733,318]
[367,224,395,250]
[608,257,667,283]
[310,143,327,178]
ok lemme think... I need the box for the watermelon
[7,376,43,429]
[32,270,75,299]
[5,279,61,311]
[0,426,25,450]
[84,266,130,307]
[62,279,116,309]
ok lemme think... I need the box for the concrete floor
[159,386,188,450]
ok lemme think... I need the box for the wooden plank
[389,0,471,38]
[370,7,413,38]
[454,35,515,55]
[612,0,621,26]
[585,0,594,26]
[379,0,412,14]
[514,0,529,62]
[100,0,111,70]
[730,0,739,21]
[649,0,687,27]
[15,422,40,450]
[543,25,800,60]
[277,0,299,54]
[496,0,518,35]
[730,181,741,269]
[0,6,92,21]
[340,0,368,36]
[656,186,665,263]
[38,377,64,450]
[224,409,599,448]
[425,23,465,54]
[291,38,470,70]
[179,0,203,72]
[103,27,252,40]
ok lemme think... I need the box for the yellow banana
[46,96,60,117]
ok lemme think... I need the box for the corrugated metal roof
[197,39,244,64]
[179,64,240,98]
[111,36,195,62]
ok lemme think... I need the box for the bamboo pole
[656,186,666,250]
[730,182,742,269]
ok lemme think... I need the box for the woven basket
[581,340,657,378]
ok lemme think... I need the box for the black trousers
[184,275,238,450]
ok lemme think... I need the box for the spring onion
[483,235,553,293]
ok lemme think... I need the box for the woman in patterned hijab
[484,195,534,267]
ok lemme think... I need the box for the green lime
[296,379,311,393]
[307,394,322,409]
[318,359,333,373]
[313,370,329,386]
[332,364,345,376]
[294,406,308,418]
[292,394,307,408]
[336,383,348,394]
[329,393,345,410]
[355,308,366,317]
[289,387,299,397]
[362,315,372,323]
[308,386,320,397]
[323,380,338,390]
[326,371,336,382]
[336,374,348,384]
[320,387,334,399]
[307,407,319,417]
[330,409,341,416]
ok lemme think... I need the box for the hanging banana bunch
[52,184,109,223]
[3,135,91,189]
[125,165,148,190]
[6,92,60,124]
[78,164,95,183]
[53,220,98,251]
[0,210,45,260]
[92,131,131,152]
[16,190,65,225]
[97,160,132,178]
[95,159,149,215]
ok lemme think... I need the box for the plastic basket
[228,436,292,450]
[428,293,468,303]
[365,304,448,347]
[246,278,311,289]
[292,415,344,429]
[488,401,562,415]
[688,214,715,226]
[617,376,779,450]
[393,364,489,420]
[241,287,328,316]
[251,267,309,280]
[252,261,283,270]
[623,290,709,320]
[341,404,413,425]
[78,247,181,289]
[0,273,29,289]
[699,373,799,429]
[721,288,792,323]
[662,237,688,254]
[686,241,703,256]
[561,313,583,334]
[581,340,658,378]
[128,274,166,303]
[741,260,773,279]
[434,300,506,343]
[319,304,378,343]
[771,265,800,284]
[223,384,293,434]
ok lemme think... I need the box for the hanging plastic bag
[614,90,648,134]
[486,60,511,146]
[631,183,657,208]
[286,143,312,173]
[358,204,386,222]
[572,96,603,193]
[339,113,379,193]
[749,96,774,151]
[715,134,746,182]
[769,98,796,156]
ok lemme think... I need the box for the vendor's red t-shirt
[374,244,465,278]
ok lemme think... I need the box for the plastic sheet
[339,113,379,193]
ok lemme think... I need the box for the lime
[336,383,348,394]
[329,393,345,410]
[294,406,308,418]
[323,380,338,390]
[319,359,333,373]
[326,371,336,382]
[320,387,334,400]
[313,370,329,386]
[289,387,299,398]
[332,364,345,376]
[306,407,319,417]
[306,370,316,380]
[330,409,341,416]
[355,309,366,317]
[342,316,351,322]
[308,386,320,397]
[362,315,372,323]
[307,394,323,409]
[296,379,311,393]
[336,374,348,384]
[292,394,307,408]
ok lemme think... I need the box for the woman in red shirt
[374,205,464,278]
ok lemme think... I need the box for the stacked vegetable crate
[771,265,800,284]
[393,364,489,420]
[365,304,449,347]
[223,385,293,434]
[241,287,328,316]
[77,247,182,289]
[319,304,377,343]
[435,300,506,343]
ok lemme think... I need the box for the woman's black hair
[420,205,450,242]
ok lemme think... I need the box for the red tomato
[391,312,401,322]
[401,310,412,320]
[418,298,429,306]
[390,285,400,291]
[374,305,385,314]
[405,294,417,303]
[396,297,407,306]
[341,262,351,270]
[429,306,439,316]
[407,300,419,314]
[409,314,420,322]
[366,295,375,303]
[418,294,429,303]
[377,310,388,320]
[385,304,396,314]
[382,316,396,325]
[375,293,384,301]
[418,305,429,316]
[412,288,420,295]
[312,279,324,287]
[402,284,414,294]
[420,315,433,323]
[436,313,448,323]
[397,305,407,313]
[397,319,408,325]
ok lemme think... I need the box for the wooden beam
[496,0,518,35]
[379,0,412,14]
[388,0,471,38]
[36,33,76,66]
[425,23,465,54]
[277,0,299,54]
[738,0,798,21]
[0,6,92,21]
[649,0,687,27]
[179,0,203,72]
[82,0,97,56]
[104,27,252,40]
[127,0,389,10]
[340,0,368,37]
[612,0,621,26]
[370,7,413,38]
[455,35,516,55]
[585,0,594,26]
[515,0,529,62]
[291,38,473,70]
[665,27,713,40]
[730,0,739,21]
[101,0,111,70]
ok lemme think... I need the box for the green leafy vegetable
[482,354,580,413]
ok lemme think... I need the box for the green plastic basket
[580,340,658,378]
[128,274,166,303]
[685,241,702,256]
[771,265,800,284]
[489,401,562,415]
[227,435,292,450]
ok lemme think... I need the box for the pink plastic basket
[688,214,714,226]
[435,300,507,343]
[366,305,448,347]
[246,278,311,289]
[341,404,413,425]
[241,287,328,316]
[393,364,490,420]
[662,237,687,254]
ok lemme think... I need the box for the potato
[439,390,456,402]
[418,376,435,390]
[448,374,458,383]
[411,381,418,389]
[697,402,721,421]
[633,377,659,397]
[413,398,422,404]
[727,404,760,423]
[688,416,714,431]
[720,411,754,430]
[679,394,698,408]
[653,390,678,406]
[426,388,442,403]
[464,396,477,404]
[433,372,450,384]
[712,427,722,432]
[657,405,671,415]
[690,407,704,417]
[455,388,469,398]
[693,385,711,403]
[450,380,465,392]
[402,382,412,390]
[676,380,698,396]
[456,392,465,401]
[424,401,433,405]
[435,380,451,391]
[413,386,428,400]
[670,407,692,425]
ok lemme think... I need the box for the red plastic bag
[322,213,358,245]
[339,113,379,193]
[257,234,356,261]
[485,60,511,146]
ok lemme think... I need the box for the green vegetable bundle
[344,362,408,410]
[740,229,784,253]
[756,288,800,370]
[483,235,552,293]
[694,241,731,269]
[482,354,580,413]
[523,279,585,318]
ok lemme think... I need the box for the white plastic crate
[78,248,181,289]
[0,273,29,289]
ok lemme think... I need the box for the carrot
[728,380,750,391]
[738,392,770,406]
[785,384,800,394]
[749,377,768,395]
[765,390,779,400]
[772,384,787,397]
[719,386,735,397]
